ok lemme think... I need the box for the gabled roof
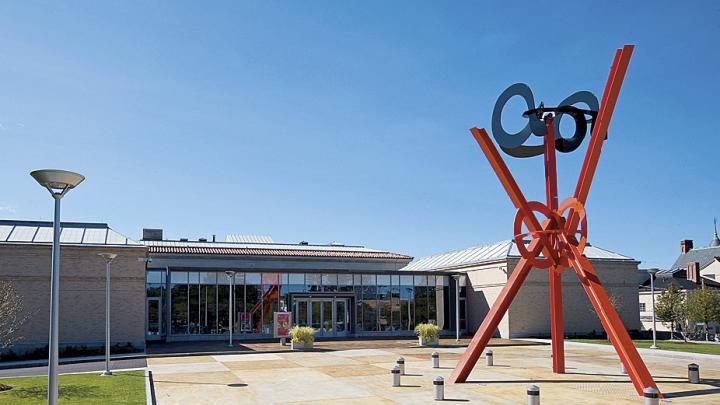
[400,240,634,272]
[664,245,720,274]
[143,239,412,261]
[640,271,720,290]
[0,219,141,247]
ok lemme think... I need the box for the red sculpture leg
[564,240,659,397]
[543,115,565,374]
[448,240,542,383]
[549,269,565,373]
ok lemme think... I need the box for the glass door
[335,299,348,337]
[146,297,162,339]
[310,301,322,330]
[295,300,308,327]
[322,301,333,334]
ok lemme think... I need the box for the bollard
[397,357,405,375]
[391,366,401,387]
[432,351,440,369]
[527,384,539,405]
[620,362,626,374]
[433,376,444,401]
[643,387,659,405]
[688,363,700,384]
[486,350,493,366]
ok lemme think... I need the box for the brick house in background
[639,230,720,337]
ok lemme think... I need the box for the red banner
[274,312,291,338]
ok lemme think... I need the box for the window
[639,302,646,312]
[170,272,189,334]
[361,274,377,331]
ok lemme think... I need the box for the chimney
[142,228,163,241]
[681,239,694,254]
[687,262,700,283]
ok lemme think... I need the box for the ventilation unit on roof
[199,238,207,242]
[299,241,309,245]
[179,238,189,242]
[142,228,163,241]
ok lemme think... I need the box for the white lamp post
[98,253,117,376]
[225,271,236,347]
[648,268,658,349]
[30,169,85,405]
[453,275,462,342]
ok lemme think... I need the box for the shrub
[414,323,439,342]
[289,326,315,345]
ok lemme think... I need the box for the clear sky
[1,1,718,269]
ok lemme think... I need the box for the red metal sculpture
[448,45,660,397]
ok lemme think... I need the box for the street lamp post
[453,275,462,342]
[648,268,658,349]
[98,253,118,376]
[225,271,236,347]
[30,169,85,405]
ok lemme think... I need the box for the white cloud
[0,205,17,214]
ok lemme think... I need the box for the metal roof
[401,240,635,272]
[143,239,412,260]
[664,245,720,274]
[0,220,141,247]
[226,234,274,243]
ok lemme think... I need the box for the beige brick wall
[0,244,148,352]
[465,258,641,338]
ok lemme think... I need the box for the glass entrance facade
[147,269,453,339]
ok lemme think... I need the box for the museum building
[0,218,641,354]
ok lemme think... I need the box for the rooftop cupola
[710,218,720,247]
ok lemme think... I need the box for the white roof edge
[402,240,635,272]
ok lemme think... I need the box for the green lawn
[0,370,145,404]
[568,339,720,355]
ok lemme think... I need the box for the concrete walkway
[147,342,720,404]
[0,358,148,378]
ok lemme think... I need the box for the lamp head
[98,253,118,263]
[225,270,235,278]
[647,268,658,275]
[30,169,85,196]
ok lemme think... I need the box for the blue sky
[1,1,718,269]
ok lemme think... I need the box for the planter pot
[291,341,314,350]
[418,336,438,347]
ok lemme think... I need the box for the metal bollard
[432,351,440,368]
[527,384,539,405]
[688,363,700,383]
[643,387,659,405]
[486,350,493,366]
[433,376,444,401]
[391,366,401,387]
[620,362,626,374]
[397,357,405,375]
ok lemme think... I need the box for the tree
[0,280,29,348]
[655,282,687,341]
[686,286,720,341]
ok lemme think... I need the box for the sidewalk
[145,337,536,357]
[0,352,146,371]
[522,338,720,361]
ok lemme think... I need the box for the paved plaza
[147,340,720,404]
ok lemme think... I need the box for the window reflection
[162,270,452,337]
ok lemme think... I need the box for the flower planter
[418,336,438,347]
[291,340,313,350]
